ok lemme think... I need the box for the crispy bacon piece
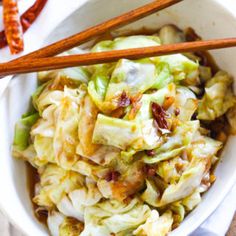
[0,0,48,50]
[3,0,24,54]
[151,102,168,130]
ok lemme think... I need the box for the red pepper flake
[105,171,121,182]
[118,91,131,108]
[174,108,180,116]
[151,102,168,130]
[145,149,156,157]
[147,168,156,177]
[143,164,156,177]
[128,93,142,120]
[3,0,24,54]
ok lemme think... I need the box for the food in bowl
[12,25,236,236]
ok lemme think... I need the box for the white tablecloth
[0,0,236,235]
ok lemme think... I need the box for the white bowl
[0,0,236,235]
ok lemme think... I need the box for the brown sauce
[26,163,48,225]
[185,27,220,74]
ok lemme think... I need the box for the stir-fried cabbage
[133,210,173,236]
[159,25,185,45]
[93,114,161,151]
[33,164,84,208]
[12,26,235,236]
[81,199,151,236]
[141,179,160,207]
[13,112,39,152]
[91,35,160,52]
[59,217,84,236]
[198,71,236,120]
[144,120,200,164]
[160,160,206,205]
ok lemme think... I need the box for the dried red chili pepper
[3,0,24,54]
[145,149,156,157]
[118,91,131,108]
[0,31,7,49]
[0,0,48,50]
[143,164,156,176]
[151,102,168,130]
[20,0,48,32]
[174,108,180,116]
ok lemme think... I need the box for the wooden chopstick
[11,0,183,62]
[0,37,236,77]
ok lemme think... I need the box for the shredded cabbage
[12,27,234,236]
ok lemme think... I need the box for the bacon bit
[163,96,175,110]
[110,107,125,118]
[174,108,180,116]
[151,102,168,130]
[0,0,48,50]
[105,171,121,182]
[118,91,131,108]
[145,150,156,157]
[3,0,24,54]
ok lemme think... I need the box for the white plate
[0,0,236,235]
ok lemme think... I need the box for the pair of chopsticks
[0,0,236,77]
